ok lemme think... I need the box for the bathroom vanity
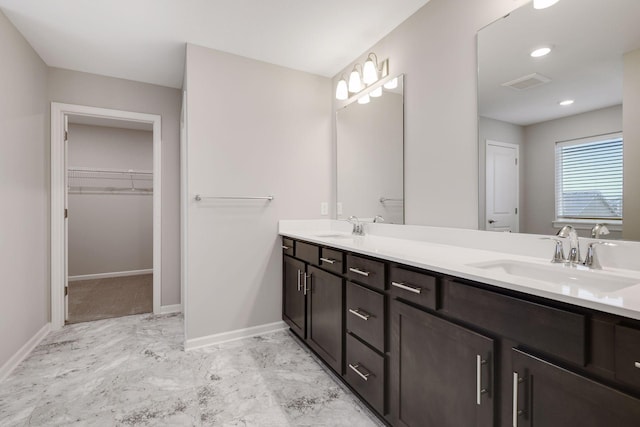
[280,220,640,427]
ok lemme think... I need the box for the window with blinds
[555,133,623,221]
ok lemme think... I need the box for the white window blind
[555,133,623,221]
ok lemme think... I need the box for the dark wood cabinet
[512,348,640,427]
[283,255,306,339]
[307,266,344,374]
[391,299,495,427]
[282,236,640,426]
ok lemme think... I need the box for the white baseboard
[159,304,182,314]
[68,269,152,282]
[0,323,50,382]
[184,321,287,351]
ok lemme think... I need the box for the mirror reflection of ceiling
[478,0,640,126]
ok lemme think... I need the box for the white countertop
[279,220,640,320]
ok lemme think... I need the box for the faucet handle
[583,241,617,269]
[541,237,566,263]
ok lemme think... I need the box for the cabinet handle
[348,363,371,381]
[303,273,310,295]
[320,257,336,264]
[297,269,301,292]
[513,372,524,427]
[349,267,370,277]
[635,361,640,369]
[282,245,290,250]
[348,308,371,321]
[391,281,422,294]
[476,355,487,405]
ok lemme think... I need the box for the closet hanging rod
[195,194,274,201]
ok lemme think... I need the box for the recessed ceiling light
[534,0,560,9]
[530,47,552,58]
[559,99,574,106]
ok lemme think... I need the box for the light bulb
[357,94,370,104]
[370,87,382,98]
[362,58,378,85]
[533,0,559,9]
[383,77,398,90]
[336,79,348,100]
[348,69,362,93]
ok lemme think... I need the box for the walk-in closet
[66,119,154,323]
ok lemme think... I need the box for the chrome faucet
[347,215,364,236]
[591,223,610,239]
[556,225,581,264]
[373,215,385,223]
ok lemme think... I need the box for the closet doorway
[51,103,162,329]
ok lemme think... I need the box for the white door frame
[51,102,162,330]
[485,139,519,232]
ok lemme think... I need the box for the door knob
[488,219,496,224]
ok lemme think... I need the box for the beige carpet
[67,274,153,324]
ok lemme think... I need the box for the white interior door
[485,140,519,232]
[64,114,69,321]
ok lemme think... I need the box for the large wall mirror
[337,74,404,224]
[478,0,640,240]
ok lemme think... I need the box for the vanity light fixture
[533,0,560,9]
[335,52,390,100]
[530,47,552,57]
[348,65,363,93]
[559,99,574,106]
[357,94,370,104]
[336,76,349,100]
[383,77,398,90]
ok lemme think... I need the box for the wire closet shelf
[67,167,153,195]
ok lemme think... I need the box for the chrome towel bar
[195,194,274,201]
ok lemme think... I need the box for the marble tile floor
[0,313,383,426]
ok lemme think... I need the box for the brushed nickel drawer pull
[348,363,371,381]
[349,267,370,277]
[391,281,422,294]
[320,257,336,264]
[282,245,290,250]
[348,308,371,321]
[297,269,301,292]
[635,361,640,369]
[513,372,524,427]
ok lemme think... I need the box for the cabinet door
[283,255,306,339]
[307,266,344,374]
[391,300,495,427]
[512,348,640,427]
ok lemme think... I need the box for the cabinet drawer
[346,282,385,352]
[281,237,294,256]
[346,254,386,290]
[444,280,586,365]
[345,333,384,415]
[615,325,640,389]
[320,247,344,275]
[390,266,438,310]
[296,241,319,265]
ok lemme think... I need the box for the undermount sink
[468,260,640,293]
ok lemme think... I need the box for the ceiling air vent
[501,73,551,91]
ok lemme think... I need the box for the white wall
[333,0,530,229]
[67,124,153,276]
[624,48,640,240]
[337,92,404,224]
[48,68,181,305]
[0,11,49,371]
[523,105,622,237]
[184,44,331,342]
[478,116,525,230]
